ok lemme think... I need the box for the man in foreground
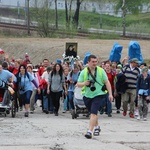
[77,55,113,139]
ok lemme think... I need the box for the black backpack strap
[26,72,30,81]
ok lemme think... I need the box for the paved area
[0,101,150,150]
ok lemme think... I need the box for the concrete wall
[0,0,149,17]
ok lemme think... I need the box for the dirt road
[0,38,149,65]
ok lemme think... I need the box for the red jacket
[39,79,47,89]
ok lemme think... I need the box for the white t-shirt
[41,71,50,83]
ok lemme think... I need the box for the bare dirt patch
[0,38,149,65]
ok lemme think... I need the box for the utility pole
[17,1,20,19]
[100,13,102,29]
[27,0,30,35]
[99,5,102,29]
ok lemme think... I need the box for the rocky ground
[0,38,149,65]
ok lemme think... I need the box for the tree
[32,0,50,37]
[72,0,84,29]
[114,0,149,36]
[55,0,58,29]
[65,0,73,29]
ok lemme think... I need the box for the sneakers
[34,103,38,108]
[134,109,139,117]
[99,108,104,115]
[30,110,34,114]
[62,110,66,113]
[123,111,134,118]
[43,109,49,114]
[137,116,147,121]
[116,110,120,114]
[24,112,29,117]
[55,112,58,116]
[123,111,127,116]
[20,107,23,111]
[49,111,53,114]
[93,126,101,136]
[108,113,112,117]
[137,116,141,120]
[129,113,134,118]
[85,132,92,139]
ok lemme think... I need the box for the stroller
[71,87,89,119]
[0,80,16,117]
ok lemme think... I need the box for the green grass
[1,8,150,37]
[30,9,150,32]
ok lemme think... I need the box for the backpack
[16,72,30,82]
[116,66,128,94]
[50,71,63,81]
[15,72,30,91]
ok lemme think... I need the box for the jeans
[42,88,54,111]
[103,94,112,114]
[63,95,70,111]
[43,95,48,110]
[68,91,74,110]
[106,94,112,114]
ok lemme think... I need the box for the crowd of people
[0,52,150,139]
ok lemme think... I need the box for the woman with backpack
[47,63,67,116]
[15,64,40,117]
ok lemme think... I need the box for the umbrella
[0,48,4,54]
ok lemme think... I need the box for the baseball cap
[130,58,139,64]
[141,67,148,73]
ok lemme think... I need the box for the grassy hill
[0,8,150,36]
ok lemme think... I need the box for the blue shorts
[20,90,32,105]
[83,95,106,115]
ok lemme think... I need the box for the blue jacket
[137,74,150,96]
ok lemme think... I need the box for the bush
[127,22,150,34]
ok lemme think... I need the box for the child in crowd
[137,67,150,121]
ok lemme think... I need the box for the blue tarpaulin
[83,52,91,65]
[128,41,143,64]
[109,43,123,62]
